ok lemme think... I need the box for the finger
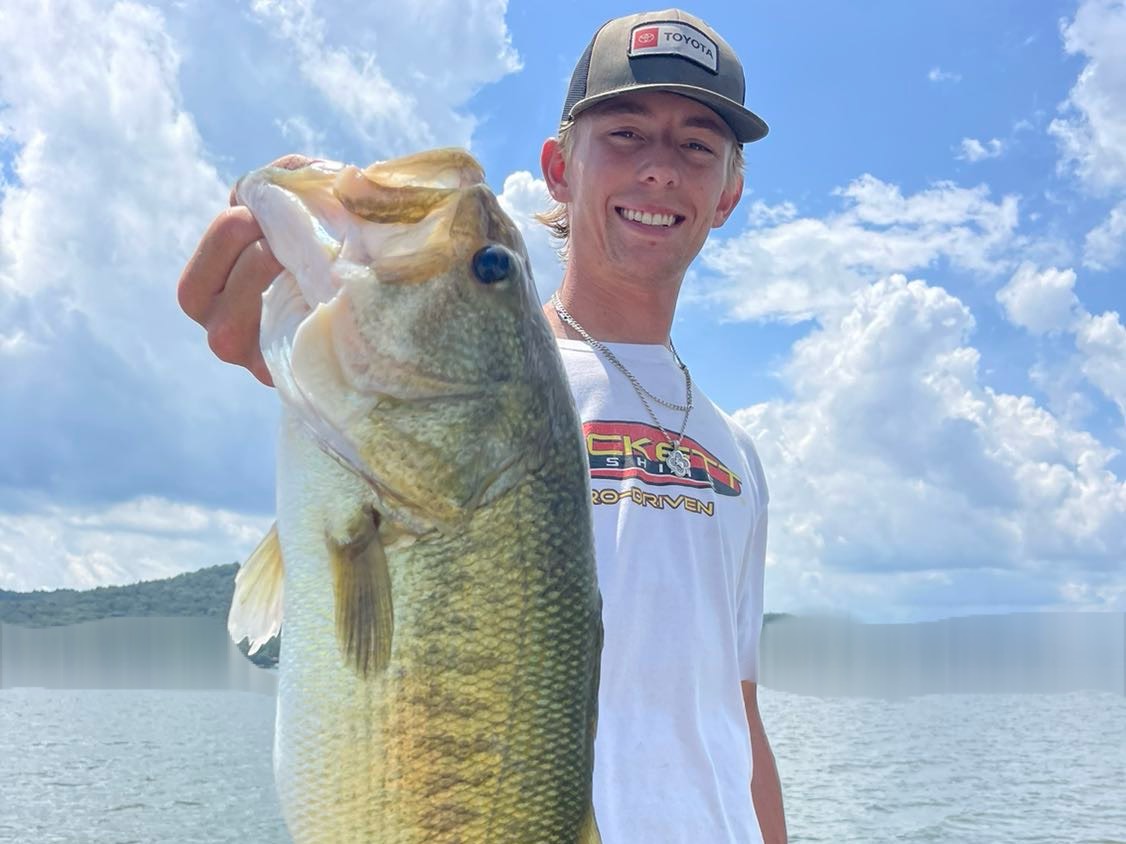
[204,238,282,373]
[247,352,275,388]
[178,207,265,325]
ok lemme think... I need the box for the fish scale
[273,417,599,843]
[385,456,597,839]
[228,149,603,843]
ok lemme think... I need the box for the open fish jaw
[242,150,542,517]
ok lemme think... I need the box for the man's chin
[613,232,704,269]
[608,249,694,284]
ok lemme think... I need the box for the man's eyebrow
[682,114,730,137]
[589,101,652,118]
[590,101,731,138]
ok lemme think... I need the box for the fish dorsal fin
[329,508,394,677]
[228,523,285,654]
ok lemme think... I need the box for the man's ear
[711,170,744,229]
[541,137,572,202]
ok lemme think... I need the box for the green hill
[0,564,279,667]
[0,564,789,671]
[0,564,240,627]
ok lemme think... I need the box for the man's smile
[615,206,685,228]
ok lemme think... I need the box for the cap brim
[567,83,769,144]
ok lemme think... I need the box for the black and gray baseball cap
[560,9,768,144]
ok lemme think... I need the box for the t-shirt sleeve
[722,407,771,683]
[736,506,768,683]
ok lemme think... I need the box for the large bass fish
[227,149,603,844]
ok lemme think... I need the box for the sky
[0,0,1123,623]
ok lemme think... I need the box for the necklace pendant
[665,447,691,478]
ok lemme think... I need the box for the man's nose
[639,141,680,187]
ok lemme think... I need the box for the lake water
[1,687,1123,843]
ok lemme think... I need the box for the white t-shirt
[557,338,770,844]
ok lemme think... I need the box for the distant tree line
[0,563,279,668]
[0,563,789,673]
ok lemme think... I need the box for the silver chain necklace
[551,292,694,478]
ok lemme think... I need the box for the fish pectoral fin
[329,508,394,677]
[578,805,602,844]
[227,523,285,654]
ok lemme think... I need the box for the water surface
[1,688,1123,843]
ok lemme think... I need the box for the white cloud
[697,175,1020,323]
[1083,200,1126,268]
[1029,356,1097,428]
[275,115,329,160]
[0,497,270,592]
[958,137,1004,162]
[248,0,521,155]
[0,0,278,509]
[0,0,529,592]
[0,0,288,598]
[745,199,799,227]
[249,0,432,152]
[0,1,226,307]
[738,276,1126,620]
[0,327,34,356]
[1049,0,1126,193]
[996,262,1126,425]
[996,262,1081,334]
[928,67,962,83]
[1075,309,1126,423]
[497,170,562,303]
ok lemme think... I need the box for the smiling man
[536,11,786,844]
[178,7,785,843]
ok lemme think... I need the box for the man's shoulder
[695,391,760,455]
[698,395,770,508]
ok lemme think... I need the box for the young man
[178,9,786,842]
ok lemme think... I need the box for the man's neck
[543,262,683,345]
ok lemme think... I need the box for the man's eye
[685,141,714,154]
[611,130,639,139]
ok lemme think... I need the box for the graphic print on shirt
[583,420,743,517]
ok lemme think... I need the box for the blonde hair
[534,120,745,254]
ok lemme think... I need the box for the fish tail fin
[329,509,394,677]
[228,522,285,654]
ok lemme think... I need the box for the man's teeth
[620,208,677,227]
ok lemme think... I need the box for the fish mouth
[330,161,521,288]
[251,148,534,533]
[333,148,485,224]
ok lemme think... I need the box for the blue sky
[1,0,1123,622]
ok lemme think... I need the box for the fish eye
[471,245,511,285]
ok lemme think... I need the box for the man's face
[542,90,743,289]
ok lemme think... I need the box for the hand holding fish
[177,154,316,386]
